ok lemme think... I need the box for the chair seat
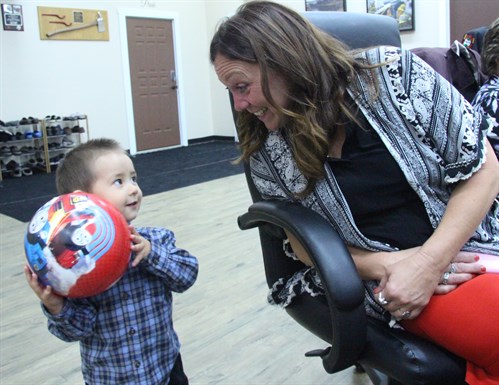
[287,294,467,385]
[361,318,467,385]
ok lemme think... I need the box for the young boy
[24,138,199,385]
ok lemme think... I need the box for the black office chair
[235,12,467,385]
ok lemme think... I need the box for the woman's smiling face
[214,54,290,131]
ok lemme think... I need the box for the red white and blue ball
[24,192,131,298]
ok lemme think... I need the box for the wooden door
[126,17,180,151]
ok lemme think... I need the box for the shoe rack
[0,115,89,181]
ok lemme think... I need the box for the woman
[211,1,499,384]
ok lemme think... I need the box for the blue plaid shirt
[42,227,198,385]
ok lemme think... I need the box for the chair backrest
[303,11,401,49]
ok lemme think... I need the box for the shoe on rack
[11,168,22,177]
[0,146,11,156]
[70,113,87,120]
[62,138,74,148]
[33,129,42,138]
[49,156,60,166]
[6,159,20,171]
[0,129,13,142]
[22,167,33,176]
[72,125,85,133]
[10,146,22,155]
[50,125,63,136]
[36,158,45,169]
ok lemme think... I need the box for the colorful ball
[24,192,131,298]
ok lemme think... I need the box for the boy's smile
[90,151,142,223]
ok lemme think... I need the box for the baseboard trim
[188,135,237,145]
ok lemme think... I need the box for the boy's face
[90,151,142,223]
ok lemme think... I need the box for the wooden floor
[0,174,372,385]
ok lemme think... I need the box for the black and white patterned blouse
[251,46,499,321]
[472,74,499,158]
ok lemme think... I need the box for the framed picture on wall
[2,3,24,31]
[366,0,414,31]
[305,0,346,12]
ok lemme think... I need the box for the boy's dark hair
[56,138,127,195]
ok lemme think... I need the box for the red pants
[402,274,499,385]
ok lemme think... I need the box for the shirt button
[129,328,136,335]
[134,360,141,368]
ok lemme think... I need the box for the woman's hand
[433,251,485,294]
[376,249,441,320]
[24,264,65,315]
[129,225,151,267]
[376,250,486,319]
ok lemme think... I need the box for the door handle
[170,70,177,90]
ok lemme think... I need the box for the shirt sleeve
[42,298,97,342]
[472,76,499,158]
[472,76,499,124]
[401,48,491,183]
[137,227,199,293]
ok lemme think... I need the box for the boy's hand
[129,225,151,267]
[24,264,64,315]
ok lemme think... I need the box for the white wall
[1,1,215,152]
[206,0,243,142]
[2,0,451,152]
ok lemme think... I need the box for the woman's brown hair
[210,0,376,195]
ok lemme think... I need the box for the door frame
[118,9,187,155]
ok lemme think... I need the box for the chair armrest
[238,200,367,373]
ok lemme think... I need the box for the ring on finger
[378,292,390,306]
[442,271,451,285]
[449,262,457,274]
[402,310,412,319]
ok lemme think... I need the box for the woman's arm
[379,140,498,319]
[420,139,498,272]
[351,140,498,281]
[286,141,497,320]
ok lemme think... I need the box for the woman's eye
[235,84,248,94]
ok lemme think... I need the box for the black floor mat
[0,140,243,222]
